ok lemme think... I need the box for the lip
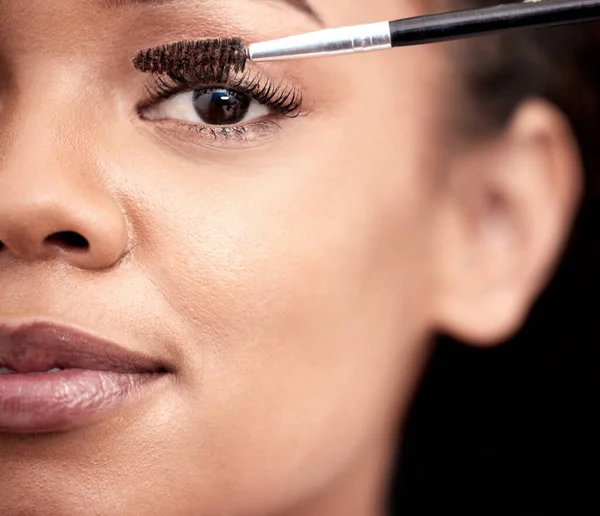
[0,320,169,433]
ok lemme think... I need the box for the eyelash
[144,68,303,119]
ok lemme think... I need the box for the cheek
[132,162,433,511]
[112,40,451,511]
[129,128,439,501]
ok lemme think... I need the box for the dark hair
[391,3,600,513]
[456,0,600,196]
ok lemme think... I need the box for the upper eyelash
[144,66,303,118]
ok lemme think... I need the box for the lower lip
[0,369,162,433]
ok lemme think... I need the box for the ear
[432,99,583,346]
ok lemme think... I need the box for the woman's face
[0,1,580,515]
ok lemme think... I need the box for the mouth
[0,320,170,434]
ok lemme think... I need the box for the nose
[0,163,129,271]
[0,51,130,270]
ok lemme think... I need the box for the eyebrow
[100,0,324,26]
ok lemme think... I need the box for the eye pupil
[192,89,250,125]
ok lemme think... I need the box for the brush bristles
[133,38,248,77]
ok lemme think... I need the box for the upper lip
[0,320,168,374]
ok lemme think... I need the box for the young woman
[0,0,597,514]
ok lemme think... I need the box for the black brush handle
[390,0,600,47]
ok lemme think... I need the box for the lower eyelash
[190,120,282,141]
[149,118,285,150]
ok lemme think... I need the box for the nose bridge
[1,98,93,189]
[0,65,129,270]
[0,52,101,171]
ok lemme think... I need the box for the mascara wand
[247,0,600,62]
[133,0,600,77]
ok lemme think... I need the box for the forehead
[0,0,414,64]
[0,0,407,23]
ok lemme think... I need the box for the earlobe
[432,99,583,346]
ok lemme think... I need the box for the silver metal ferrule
[247,21,392,62]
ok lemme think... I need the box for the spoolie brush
[134,0,600,73]
[133,38,248,79]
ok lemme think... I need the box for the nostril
[45,231,89,250]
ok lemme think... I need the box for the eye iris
[192,89,250,125]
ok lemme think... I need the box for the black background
[389,206,600,515]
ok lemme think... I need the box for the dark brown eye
[192,88,250,125]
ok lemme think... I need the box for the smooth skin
[0,0,582,515]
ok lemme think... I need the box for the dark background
[388,205,600,515]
